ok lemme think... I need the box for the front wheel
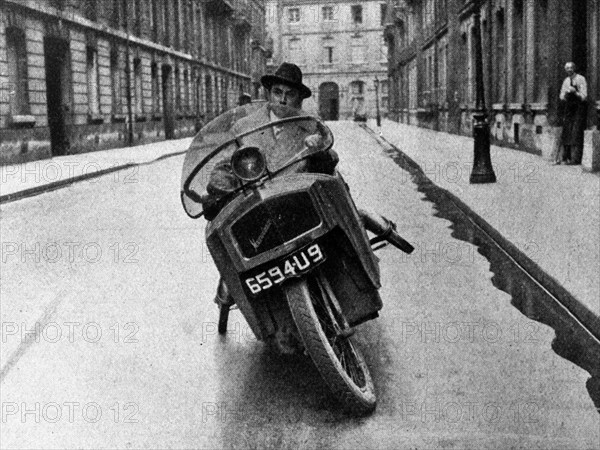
[285,272,376,414]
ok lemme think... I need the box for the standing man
[557,62,588,165]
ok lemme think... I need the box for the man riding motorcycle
[205,62,339,309]
[204,62,407,319]
[181,62,414,410]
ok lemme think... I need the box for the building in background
[384,0,599,162]
[266,0,389,120]
[0,0,269,164]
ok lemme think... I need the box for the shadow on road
[207,317,393,447]
[379,137,600,414]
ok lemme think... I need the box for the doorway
[162,64,175,139]
[44,37,70,156]
[572,0,587,75]
[318,82,339,121]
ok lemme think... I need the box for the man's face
[565,63,575,76]
[269,83,302,109]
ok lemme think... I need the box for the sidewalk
[0,137,193,203]
[368,119,600,323]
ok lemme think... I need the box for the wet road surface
[0,121,598,449]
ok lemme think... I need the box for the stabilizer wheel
[218,304,230,334]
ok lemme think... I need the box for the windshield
[181,103,333,218]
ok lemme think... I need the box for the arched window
[87,45,100,116]
[110,48,122,115]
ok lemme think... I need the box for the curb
[0,149,187,205]
[361,124,600,340]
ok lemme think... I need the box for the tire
[285,273,376,414]
[218,305,230,335]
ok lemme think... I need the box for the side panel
[312,175,382,289]
[320,229,383,326]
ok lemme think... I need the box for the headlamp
[231,146,267,182]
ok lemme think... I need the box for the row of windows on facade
[391,0,552,110]
[347,80,390,112]
[46,0,251,73]
[347,79,389,96]
[288,38,387,65]
[421,0,448,29]
[389,0,452,54]
[4,27,236,120]
[287,4,388,26]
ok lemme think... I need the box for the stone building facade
[266,0,389,120]
[0,0,269,164]
[384,0,599,168]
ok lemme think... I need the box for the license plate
[243,243,326,296]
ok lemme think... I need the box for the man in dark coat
[557,62,588,165]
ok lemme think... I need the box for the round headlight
[231,146,267,182]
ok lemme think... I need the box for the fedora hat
[261,62,312,99]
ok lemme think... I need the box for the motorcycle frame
[205,172,383,341]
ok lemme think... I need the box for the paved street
[1,121,599,449]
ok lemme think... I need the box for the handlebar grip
[360,209,414,254]
[386,230,415,254]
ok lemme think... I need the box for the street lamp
[124,1,134,146]
[374,77,381,127]
[469,0,496,184]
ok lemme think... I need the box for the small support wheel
[218,304,230,334]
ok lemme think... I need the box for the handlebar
[360,210,414,254]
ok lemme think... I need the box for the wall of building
[385,0,599,164]
[0,0,267,165]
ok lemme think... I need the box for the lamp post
[374,76,381,127]
[469,0,496,184]
[124,2,134,146]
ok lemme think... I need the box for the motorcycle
[181,103,413,414]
